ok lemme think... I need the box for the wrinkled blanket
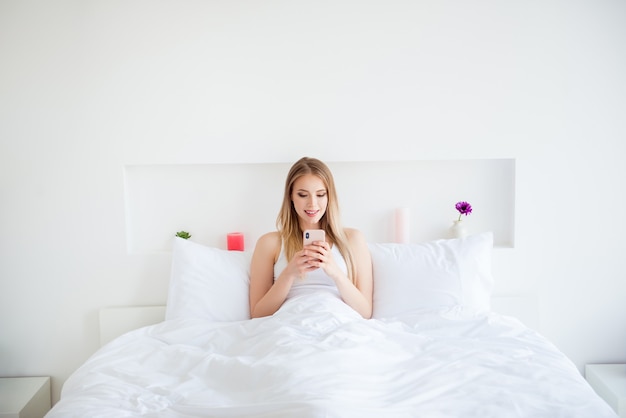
[48,293,616,418]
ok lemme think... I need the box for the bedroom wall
[1,0,625,403]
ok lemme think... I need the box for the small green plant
[175,231,191,240]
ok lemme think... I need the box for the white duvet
[48,292,616,418]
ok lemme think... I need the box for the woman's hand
[302,241,343,281]
[284,244,325,279]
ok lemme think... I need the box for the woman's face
[291,174,328,229]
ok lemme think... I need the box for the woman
[249,157,373,319]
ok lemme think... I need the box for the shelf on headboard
[124,159,515,254]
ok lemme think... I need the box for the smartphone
[303,229,325,246]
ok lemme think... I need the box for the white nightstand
[0,377,51,418]
[586,364,626,417]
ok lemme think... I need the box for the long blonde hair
[276,157,357,284]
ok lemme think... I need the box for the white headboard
[99,306,166,346]
[108,159,529,346]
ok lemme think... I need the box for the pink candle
[394,207,410,244]
[227,232,244,251]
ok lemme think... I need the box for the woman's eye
[317,194,327,198]
[297,193,308,198]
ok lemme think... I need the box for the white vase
[450,220,467,239]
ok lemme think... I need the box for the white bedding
[47,292,615,418]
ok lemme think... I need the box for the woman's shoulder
[255,231,282,254]
[344,227,365,241]
[343,227,368,248]
[343,228,371,262]
[256,231,281,244]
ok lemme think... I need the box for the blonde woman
[249,157,373,319]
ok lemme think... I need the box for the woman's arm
[249,232,288,318]
[307,228,373,319]
[249,232,316,318]
[336,228,373,318]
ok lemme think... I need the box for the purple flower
[455,201,472,221]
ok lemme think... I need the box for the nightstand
[0,377,51,418]
[586,364,626,417]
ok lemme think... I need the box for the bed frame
[99,296,538,347]
[99,306,167,346]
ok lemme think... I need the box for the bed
[46,233,617,417]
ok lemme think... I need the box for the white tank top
[274,245,347,300]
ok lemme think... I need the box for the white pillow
[165,237,251,321]
[369,232,494,319]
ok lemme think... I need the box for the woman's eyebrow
[296,188,326,193]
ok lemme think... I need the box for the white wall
[1,0,625,403]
